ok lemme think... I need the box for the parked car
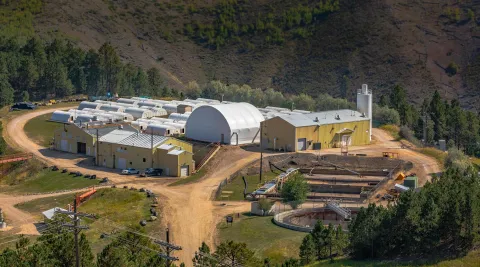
[140,168,163,177]
[122,168,140,175]
[10,102,36,110]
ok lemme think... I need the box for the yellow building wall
[295,119,370,151]
[53,124,95,156]
[97,137,194,177]
[262,117,370,152]
[260,117,296,152]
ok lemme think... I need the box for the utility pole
[151,130,154,168]
[259,123,263,183]
[154,227,182,266]
[96,128,99,166]
[423,113,427,146]
[55,196,96,267]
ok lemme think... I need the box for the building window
[143,158,146,162]
[130,162,132,165]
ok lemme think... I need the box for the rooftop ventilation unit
[335,114,341,120]
[314,117,319,122]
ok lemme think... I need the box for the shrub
[399,126,423,147]
[445,147,472,172]
[446,62,459,76]
[373,104,400,125]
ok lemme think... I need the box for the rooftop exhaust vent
[314,117,319,122]
[335,114,341,120]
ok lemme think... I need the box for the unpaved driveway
[3,108,441,265]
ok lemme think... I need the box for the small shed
[124,107,154,119]
[42,207,69,222]
[403,176,418,189]
[50,111,75,123]
[177,104,193,114]
[78,101,102,110]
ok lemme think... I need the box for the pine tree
[299,234,316,264]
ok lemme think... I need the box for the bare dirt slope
[34,0,480,106]
[3,109,441,265]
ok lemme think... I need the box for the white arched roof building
[50,111,75,123]
[78,101,102,110]
[185,103,264,145]
[124,107,154,119]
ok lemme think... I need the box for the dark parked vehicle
[10,102,36,110]
[140,168,163,177]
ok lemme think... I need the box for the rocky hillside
[31,0,480,107]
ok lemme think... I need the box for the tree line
[382,85,480,156]
[184,0,340,49]
[0,38,177,107]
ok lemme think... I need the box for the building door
[341,135,351,146]
[220,134,224,144]
[77,142,86,154]
[180,166,189,177]
[117,158,127,169]
[297,138,307,151]
[61,140,68,151]
[87,147,91,156]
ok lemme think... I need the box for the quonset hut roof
[50,111,74,123]
[185,102,264,145]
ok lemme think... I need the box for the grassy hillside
[29,0,480,107]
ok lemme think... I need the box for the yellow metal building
[261,109,371,152]
[53,123,194,177]
[97,129,194,177]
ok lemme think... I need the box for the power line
[55,196,96,267]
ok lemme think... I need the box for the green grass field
[215,171,279,201]
[15,188,162,254]
[218,213,306,265]
[0,169,100,193]
[24,112,61,147]
[15,192,77,214]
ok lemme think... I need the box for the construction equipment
[383,152,399,158]
[396,172,406,181]
[49,99,57,105]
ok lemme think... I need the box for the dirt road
[3,107,260,264]
[0,189,96,235]
[2,107,442,265]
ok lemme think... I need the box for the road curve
[3,108,441,265]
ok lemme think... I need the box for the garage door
[297,138,307,151]
[77,142,86,154]
[117,158,127,170]
[180,166,189,177]
[61,140,68,151]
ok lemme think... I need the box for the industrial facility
[53,123,194,177]
[50,84,373,161]
[260,85,372,152]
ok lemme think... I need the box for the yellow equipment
[49,99,57,104]
[396,172,405,181]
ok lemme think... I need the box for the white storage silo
[356,84,372,141]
